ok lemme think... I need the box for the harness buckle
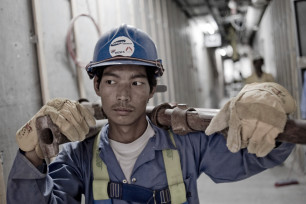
[108,182,121,199]
[160,188,171,203]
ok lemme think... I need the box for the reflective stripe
[162,131,187,204]
[92,131,110,201]
[92,130,187,203]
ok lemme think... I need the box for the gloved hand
[16,98,96,159]
[205,82,296,157]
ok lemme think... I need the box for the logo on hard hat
[109,36,135,57]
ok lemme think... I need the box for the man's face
[94,65,155,127]
[253,59,263,70]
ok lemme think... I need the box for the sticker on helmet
[109,36,135,57]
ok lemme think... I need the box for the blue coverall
[7,121,295,203]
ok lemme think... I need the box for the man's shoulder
[59,135,96,160]
[264,72,274,77]
[245,73,256,83]
[263,72,275,82]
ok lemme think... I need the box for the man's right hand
[16,98,96,160]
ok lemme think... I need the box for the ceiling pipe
[31,0,50,105]
[69,0,86,99]
[173,0,192,18]
[244,0,271,44]
[204,0,226,42]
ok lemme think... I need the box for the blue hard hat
[85,24,164,79]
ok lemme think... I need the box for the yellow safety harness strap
[92,129,187,203]
[92,131,110,200]
[162,131,187,204]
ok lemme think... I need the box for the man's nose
[116,84,131,101]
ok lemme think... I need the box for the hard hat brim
[89,59,159,70]
[86,57,164,79]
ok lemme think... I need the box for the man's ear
[93,76,101,96]
[149,86,156,99]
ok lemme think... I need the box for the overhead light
[217,45,233,57]
[195,15,219,34]
[252,0,269,7]
[244,5,263,38]
[226,45,233,57]
[228,0,237,9]
[205,33,222,47]
[218,48,227,56]
[228,0,237,14]
[203,23,215,34]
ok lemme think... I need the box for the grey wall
[0,0,42,185]
[253,0,300,117]
[253,0,306,175]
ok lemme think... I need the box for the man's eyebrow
[102,72,147,79]
[102,72,120,78]
[131,73,147,79]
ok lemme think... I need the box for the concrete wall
[253,0,300,116]
[0,0,42,189]
[253,0,306,175]
[0,0,214,186]
[189,20,215,108]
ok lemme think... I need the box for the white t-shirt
[109,120,155,183]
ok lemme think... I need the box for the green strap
[162,131,187,204]
[92,131,110,200]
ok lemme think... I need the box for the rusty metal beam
[37,103,306,160]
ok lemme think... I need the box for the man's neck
[108,117,148,143]
[255,68,263,78]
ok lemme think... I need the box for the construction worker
[245,56,275,84]
[7,24,296,204]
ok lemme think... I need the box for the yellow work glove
[205,82,296,157]
[16,98,96,159]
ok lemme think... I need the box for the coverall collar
[97,119,177,180]
[98,119,176,152]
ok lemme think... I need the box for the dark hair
[253,58,264,64]
[95,66,157,93]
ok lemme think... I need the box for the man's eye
[132,81,143,86]
[106,80,116,85]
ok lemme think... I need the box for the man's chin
[108,116,132,125]
[108,115,146,127]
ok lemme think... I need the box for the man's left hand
[205,82,296,157]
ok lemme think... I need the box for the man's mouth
[112,105,134,115]
[114,108,132,112]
